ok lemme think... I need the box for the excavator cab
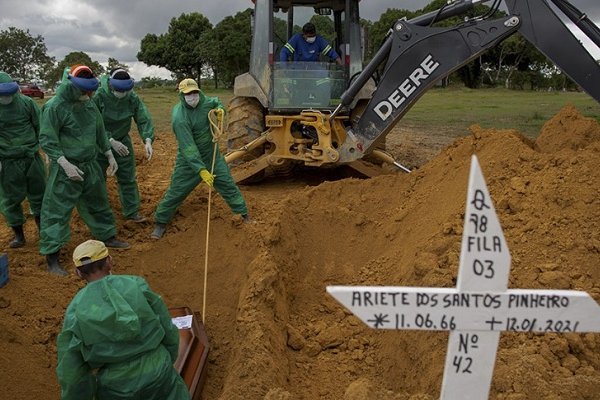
[241,0,363,111]
[227,0,376,182]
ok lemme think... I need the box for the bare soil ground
[0,105,599,399]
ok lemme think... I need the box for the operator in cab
[280,22,342,65]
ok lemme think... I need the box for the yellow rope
[202,108,225,323]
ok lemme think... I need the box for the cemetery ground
[0,88,599,399]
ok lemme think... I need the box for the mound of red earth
[0,105,598,399]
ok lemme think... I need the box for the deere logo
[374,54,440,121]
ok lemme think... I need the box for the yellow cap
[72,240,109,267]
[178,78,200,94]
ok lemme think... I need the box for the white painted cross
[327,155,600,399]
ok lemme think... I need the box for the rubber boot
[9,225,25,248]
[127,213,147,223]
[103,236,131,249]
[151,223,166,239]
[46,251,68,277]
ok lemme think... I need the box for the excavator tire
[226,96,266,155]
[226,96,267,183]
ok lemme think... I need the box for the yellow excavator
[225,0,600,183]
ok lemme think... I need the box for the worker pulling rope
[202,108,225,323]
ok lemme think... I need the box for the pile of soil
[0,105,598,399]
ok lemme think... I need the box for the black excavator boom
[336,0,600,160]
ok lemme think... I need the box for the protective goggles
[68,75,100,92]
[109,78,134,92]
[0,81,19,96]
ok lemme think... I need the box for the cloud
[0,0,598,78]
[0,0,251,76]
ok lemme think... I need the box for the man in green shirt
[93,68,155,222]
[152,78,249,239]
[0,71,46,248]
[56,239,189,399]
[39,65,129,276]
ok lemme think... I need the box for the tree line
[0,1,587,91]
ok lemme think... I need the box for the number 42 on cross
[327,155,600,400]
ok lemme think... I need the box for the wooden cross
[328,155,600,399]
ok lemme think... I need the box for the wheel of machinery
[226,96,266,154]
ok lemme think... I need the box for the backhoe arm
[505,0,600,103]
[337,15,520,160]
[337,0,600,162]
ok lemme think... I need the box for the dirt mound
[536,104,600,153]
[0,105,599,399]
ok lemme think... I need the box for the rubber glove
[109,138,130,157]
[105,151,118,176]
[199,169,214,187]
[215,108,224,124]
[144,138,153,161]
[57,156,84,181]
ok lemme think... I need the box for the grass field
[397,86,600,139]
[39,86,600,139]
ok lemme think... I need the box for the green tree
[45,51,104,88]
[138,12,212,83]
[368,8,418,59]
[0,27,55,83]
[198,9,253,88]
[309,15,335,43]
[273,16,288,53]
[107,57,129,72]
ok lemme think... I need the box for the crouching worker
[152,78,249,239]
[56,240,190,400]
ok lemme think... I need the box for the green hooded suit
[154,91,247,224]
[0,72,46,227]
[93,75,154,218]
[56,275,189,399]
[39,79,117,255]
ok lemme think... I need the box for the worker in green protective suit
[151,78,249,239]
[93,68,155,222]
[0,71,46,248]
[39,65,130,276]
[56,240,190,400]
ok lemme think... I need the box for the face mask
[184,93,200,108]
[113,90,129,99]
[79,94,90,102]
[0,96,13,105]
[305,36,316,44]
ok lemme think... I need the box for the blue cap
[68,75,100,92]
[0,81,19,96]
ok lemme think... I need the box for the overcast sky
[1,0,598,79]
